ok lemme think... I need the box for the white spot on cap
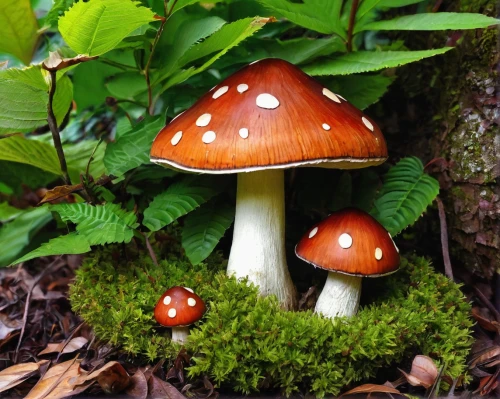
[187,298,196,307]
[184,287,194,293]
[389,232,399,253]
[322,88,341,103]
[163,296,172,305]
[338,233,353,249]
[256,93,279,109]
[309,227,318,238]
[202,131,216,144]
[239,128,249,139]
[362,116,374,131]
[322,123,331,131]
[237,84,248,93]
[196,113,211,127]
[171,131,182,146]
[212,86,228,99]
[375,248,383,260]
[168,308,176,318]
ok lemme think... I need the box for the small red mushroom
[154,286,206,343]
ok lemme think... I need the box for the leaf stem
[347,0,360,52]
[47,70,71,185]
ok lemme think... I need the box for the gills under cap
[150,58,387,174]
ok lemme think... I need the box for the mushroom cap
[154,286,206,327]
[295,208,400,277]
[150,58,387,174]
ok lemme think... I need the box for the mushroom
[154,286,206,343]
[150,59,388,310]
[295,208,400,319]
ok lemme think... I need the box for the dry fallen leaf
[0,360,49,393]
[148,375,186,399]
[75,361,131,394]
[399,355,438,388]
[469,346,500,369]
[38,184,83,205]
[39,337,88,356]
[471,307,500,333]
[125,369,148,399]
[340,383,405,397]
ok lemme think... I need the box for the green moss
[70,250,473,396]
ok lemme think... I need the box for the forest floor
[0,253,499,399]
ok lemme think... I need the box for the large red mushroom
[151,59,388,309]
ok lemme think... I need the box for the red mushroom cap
[295,208,400,277]
[154,286,206,327]
[150,58,387,173]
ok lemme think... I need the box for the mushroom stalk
[171,327,189,344]
[315,272,361,318]
[227,169,295,309]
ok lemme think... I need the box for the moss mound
[70,249,473,397]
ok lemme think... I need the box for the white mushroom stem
[171,327,189,344]
[315,272,362,318]
[227,169,296,309]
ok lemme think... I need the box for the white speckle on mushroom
[237,84,248,93]
[338,233,353,249]
[362,116,374,131]
[375,247,383,260]
[239,128,249,139]
[322,123,331,131]
[196,113,211,127]
[184,287,194,293]
[171,131,183,146]
[308,227,318,238]
[202,131,216,144]
[168,308,176,318]
[187,298,196,307]
[388,232,399,253]
[256,93,279,109]
[163,296,172,305]
[322,88,341,103]
[212,86,229,99]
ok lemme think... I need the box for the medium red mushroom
[151,59,388,310]
[295,208,400,318]
[154,286,206,343]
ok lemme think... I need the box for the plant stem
[436,197,454,281]
[47,70,71,185]
[347,0,360,52]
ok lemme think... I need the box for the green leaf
[160,17,271,92]
[370,157,440,236]
[357,13,500,33]
[258,0,345,38]
[0,207,52,267]
[0,0,39,65]
[304,48,452,76]
[333,74,394,109]
[51,203,139,245]
[65,139,107,180]
[0,135,62,176]
[182,202,234,265]
[42,0,75,28]
[143,176,223,232]
[104,117,164,178]
[0,202,24,223]
[0,66,73,133]
[356,0,425,21]
[59,0,156,56]
[0,162,58,193]
[11,233,91,265]
[167,0,201,14]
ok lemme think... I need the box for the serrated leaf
[11,233,91,265]
[356,0,425,21]
[370,157,440,236]
[304,48,452,76]
[182,202,234,265]
[143,176,223,232]
[59,0,156,56]
[167,0,201,14]
[357,12,500,33]
[0,67,73,133]
[42,0,75,28]
[104,117,164,178]
[0,207,52,267]
[0,0,39,65]
[258,0,345,38]
[51,203,138,245]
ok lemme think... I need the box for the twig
[143,232,159,266]
[436,197,454,281]
[85,138,104,183]
[47,70,71,185]
[14,258,63,363]
[347,0,360,52]
[144,0,178,115]
[473,285,500,322]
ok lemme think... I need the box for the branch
[347,0,360,52]
[436,197,454,281]
[47,70,71,185]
